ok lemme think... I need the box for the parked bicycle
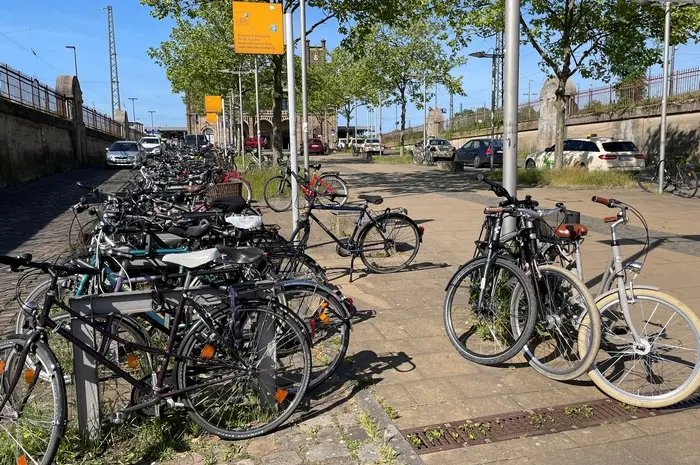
[263,163,348,212]
[637,156,698,198]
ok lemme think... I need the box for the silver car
[105,141,145,168]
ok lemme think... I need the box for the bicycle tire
[444,257,538,365]
[675,169,698,198]
[0,336,67,465]
[357,212,421,274]
[582,288,700,408]
[175,303,311,439]
[263,176,292,212]
[317,174,349,207]
[512,265,601,381]
[637,165,670,193]
[227,178,252,202]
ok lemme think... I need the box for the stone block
[437,161,463,172]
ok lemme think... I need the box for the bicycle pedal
[166,398,185,408]
[110,412,125,424]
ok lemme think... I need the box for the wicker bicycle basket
[206,182,243,201]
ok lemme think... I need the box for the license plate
[618,156,633,161]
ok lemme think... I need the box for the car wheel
[525,159,536,169]
[472,155,482,169]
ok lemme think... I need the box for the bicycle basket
[206,182,242,200]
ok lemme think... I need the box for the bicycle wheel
[317,174,349,207]
[511,265,601,381]
[637,165,670,193]
[358,213,421,273]
[412,150,424,165]
[227,178,252,202]
[674,169,698,198]
[0,337,66,465]
[278,283,351,388]
[175,302,311,439]
[444,257,538,365]
[263,176,292,212]
[581,288,700,408]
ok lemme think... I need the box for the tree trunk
[399,99,407,157]
[553,79,567,169]
[271,55,284,163]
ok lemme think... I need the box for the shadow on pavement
[0,166,124,255]
[325,261,451,283]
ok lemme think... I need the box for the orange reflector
[346,298,354,305]
[200,344,215,359]
[275,388,288,404]
[17,456,27,465]
[0,360,4,375]
[24,369,35,384]
[320,301,329,309]
[127,354,138,369]
[319,312,330,324]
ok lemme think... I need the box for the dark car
[454,139,503,168]
[302,138,326,155]
[244,137,264,149]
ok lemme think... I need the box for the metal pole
[284,12,300,229]
[659,1,671,194]
[354,106,357,139]
[423,76,427,145]
[238,73,244,165]
[255,59,262,164]
[300,0,310,173]
[149,110,155,129]
[490,55,497,171]
[379,100,383,155]
[434,83,438,109]
[222,95,227,159]
[128,97,137,122]
[503,0,520,228]
[670,44,676,96]
[230,92,236,155]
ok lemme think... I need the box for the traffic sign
[205,95,222,113]
[232,2,284,55]
[206,113,217,124]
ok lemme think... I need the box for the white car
[525,137,645,171]
[361,139,384,154]
[139,136,162,157]
[105,141,146,168]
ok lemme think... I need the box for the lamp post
[65,45,78,78]
[148,110,155,129]
[469,50,504,171]
[221,64,260,162]
[128,97,138,122]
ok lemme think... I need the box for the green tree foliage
[438,0,700,168]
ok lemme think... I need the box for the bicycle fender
[594,284,659,304]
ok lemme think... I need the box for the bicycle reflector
[319,312,330,324]
[0,360,4,375]
[275,388,288,404]
[127,354,138,369]
[200,344,216,359]
[24,368,35,384]
[17,456,27,465]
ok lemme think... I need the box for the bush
[488,167,636,189]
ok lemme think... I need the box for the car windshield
[356,139,365,144]
[486,140,504,147]
[311,139,322,144]
[110,142,138,151]
[430,139,451,146]
[141,138,159,144]
[602,141,639,152]
[366,139,380,143]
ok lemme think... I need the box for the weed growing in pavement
[564,404,594,418]
[359,412,382,440]
[372,154,413,164]
[377,397,400,420]
[424,427,445,442]
[488,167,636,189]
[619,402,638,413]
[528,413,554,429]
[407,434,423,447]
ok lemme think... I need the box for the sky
[2,1,700,130]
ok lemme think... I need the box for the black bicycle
[637,156,698,198]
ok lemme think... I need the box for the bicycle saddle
[311,163,322,170]
[210,195,247,214]
[358,194,383,205]
[167,219,212,239]
[216,245,265,265]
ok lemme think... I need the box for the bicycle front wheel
[358,213,421,273]
[674,169,698,198]
[317,174,348,207]
[263,176,292,212]
[444,257,538,365]
[227,178,252,202]
[512,265,601,381]
[0,337,66,465]
[637,165,670,193]
[582,288,700,408]
[175,303,311,439]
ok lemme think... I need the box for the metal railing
[0,63,68,118]
[83,106,122,137]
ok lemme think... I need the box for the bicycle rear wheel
[317,174,348,207]
[582,288,700,408]
[444,257,538,365]
[175,302,311,439]
[263,176,292,212]
[358,213,421,273]
[0,337,66,465]
[637,165,670,193]
[674,169,698,198]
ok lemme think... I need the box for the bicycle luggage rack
[68,285,276,441]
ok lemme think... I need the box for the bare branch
[520,14,560,75]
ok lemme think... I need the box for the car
[361,139,385,155]
[183,134,210,148]
[139,136,162,157]
[337,138,348,150]
[525,137,645,171]
[105,140,146,168]
[301,138,326,155]
[245,136,264,149]
[412,138,454,165]
[454,138,504,168]
[349,138,365,156]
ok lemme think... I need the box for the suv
[184,134,210,148]
[139,136,162,157]
[525,137,645,171]
[361,139,384,155]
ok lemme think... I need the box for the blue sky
[2,1,700,130]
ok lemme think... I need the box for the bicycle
[263,163,348,212]
[637,156,698,198]
[0,251,312,465]
[289,189,423,282]
[561,196,700,407]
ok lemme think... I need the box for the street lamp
[148,110,155,129]
[65,45,78,78]
[469,49,504,171]
[128,97,138,122]
[633,0,700,193]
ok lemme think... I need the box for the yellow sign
[232,2,284,55]
[204,95,222,113]
[206,113,217,124]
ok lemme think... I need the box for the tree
[359,19,466,156]
[441,0,700,168]
[142,0,418,158]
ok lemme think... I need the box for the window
[463,141,477,149]
[141,138,159,145]
[602,141,639,152]
[563,140,582,151]
[110,142,138,151]
[580,141,599,152]
[366,139,380,143]
[430,139,450,146]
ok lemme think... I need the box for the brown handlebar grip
[603,216,618,223]
[592,196,609,205]
[484,207,503,214]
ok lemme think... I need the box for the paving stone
[314,457,360,465]
[260,451,302,465]
[344,426,369,443]
[305,442,352,462]
[335,412,359,428]
[317,426,342,442]
[246,437,279,457]
[356,443,381,463]
[232,460,255,465]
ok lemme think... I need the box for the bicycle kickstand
[349,254,357,283]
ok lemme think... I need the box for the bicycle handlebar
[591,196,618,208]
[0,254,99,276]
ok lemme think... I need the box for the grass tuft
[488,167,636,189]
[372,154,413,165]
